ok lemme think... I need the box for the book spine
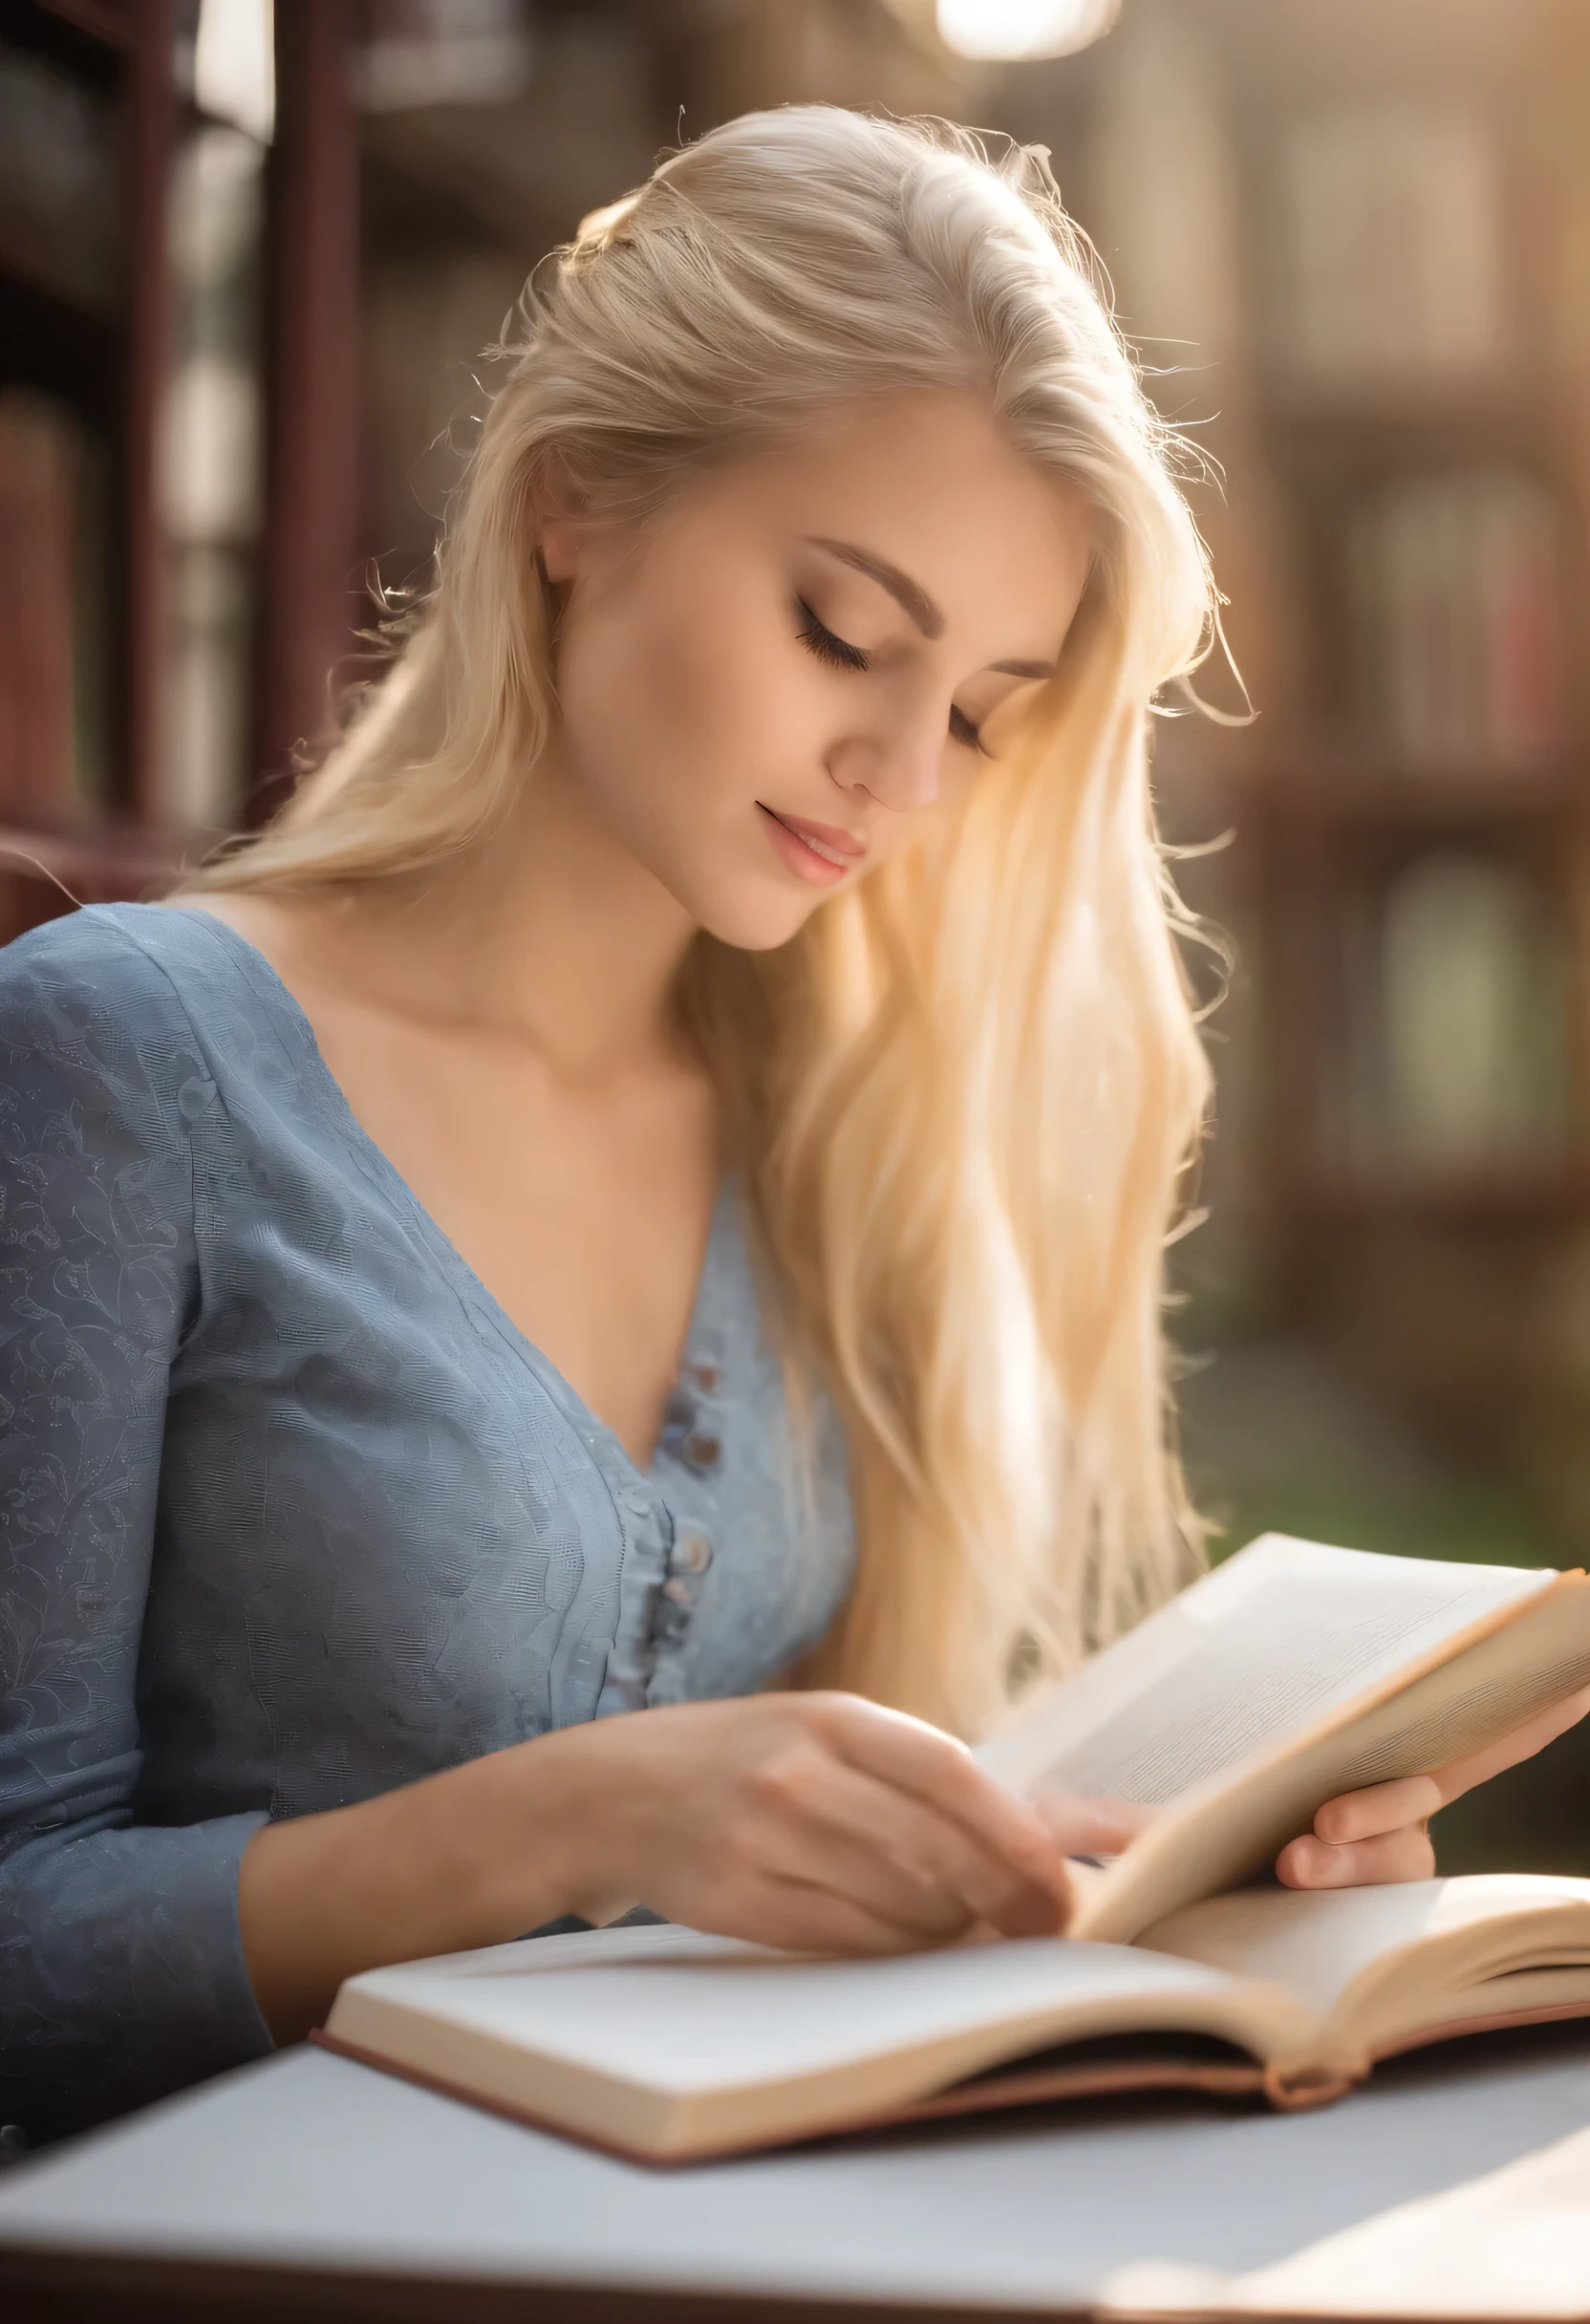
[0,391,89,820]
[1350,471,1562,777]
[1261,2053,1365,2111]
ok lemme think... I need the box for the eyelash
[794,599,988,756]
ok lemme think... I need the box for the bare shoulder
[165,891,366,1014]
[166,889,315,959]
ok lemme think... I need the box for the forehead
[685,391,1093,652]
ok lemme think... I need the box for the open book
[975,1530,1590,1944]
[319,1876,1590,2163]
[319,1535,1590,2163]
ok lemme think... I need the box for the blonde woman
[2,110,1573,2147]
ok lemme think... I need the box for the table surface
[2,2022,1588,2323]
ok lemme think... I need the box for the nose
[827,700,945,815]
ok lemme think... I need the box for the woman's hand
[535,1691,1133,1954]
[1277,1687,1590,1889]
[240,1689,1137,2042]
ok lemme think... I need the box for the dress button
[670,1529,715,1577]
[682,1432,721,1472]
[621,1488,654,1520]
[662,1578,693,1607]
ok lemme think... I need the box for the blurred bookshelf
[1,0,164,939]
[1253,40,1589,1235]
[0,0,359,943]
[1249,1,1590,1567]
[981,0,1590,1611]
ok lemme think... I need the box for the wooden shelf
[1258,379,1543,438]
[1248,761,1586,828]
[32,0,131,50]
[0,239,123,318]
[0,264,124,391]
[2,0,125,74]
[1293,1164,1590,1227]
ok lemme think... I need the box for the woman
[2,110,1575,2147]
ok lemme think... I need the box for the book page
[1072,1574,1590,1943]
[335,1924,1255,2098]
[977,1535,1553,1803]
[1140,1875,1590,2022]
[326,1920,1321,2156]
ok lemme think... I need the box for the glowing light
[936,0,1121,62]
[195,0,275,144]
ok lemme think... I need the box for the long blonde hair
[188,107,1217,1737]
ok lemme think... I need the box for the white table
[2,2022,1588,2322]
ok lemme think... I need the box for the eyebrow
[805,536,945,640]
[805,537,1058,679]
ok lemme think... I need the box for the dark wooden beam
[255,0,360,813]
[123,0,175,817]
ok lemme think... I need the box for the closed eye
[950,705,989,756]
[797,598,990,757]
[796,599,870,673]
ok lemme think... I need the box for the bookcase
[1,0,170,939]
[0,0,358,945]
[1254,3,1588,1536]
[1000,0,1590,1544]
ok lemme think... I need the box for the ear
[539,514,583,585]
[534,454,589,585]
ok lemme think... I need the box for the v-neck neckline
[161,903,726,1492]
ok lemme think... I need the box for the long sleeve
[0,922,272,2145]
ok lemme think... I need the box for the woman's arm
[0,926,274,2144]
[239,1690,1138,2041]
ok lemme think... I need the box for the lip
[756,804,868,888]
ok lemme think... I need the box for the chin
[696,900,816,954]
[687,873,827,955]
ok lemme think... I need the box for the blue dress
[0,904,855,2142]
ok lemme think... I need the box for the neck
[330,750,700,1078]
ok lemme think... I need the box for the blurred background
[2,0,1588,1865]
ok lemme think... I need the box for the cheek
[566,560,797,816]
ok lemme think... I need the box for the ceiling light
[194,0,274,143]
[936,0,1122,62]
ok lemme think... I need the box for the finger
[814,1694,1064,1884]
[1429,1686,1590,1806]
[1313,1684,1590,1844]
[761,1760,1063,1941]
[817,1765,1070,1941]
[1277,1823,1435,1889]
[1313,1775,1442,1846]
[1032,1793,1152,1858]
[751,1877,957,1958]
[758,1764,991,1938]
[688,1871,943,1959]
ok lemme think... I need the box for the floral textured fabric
[0,905,855,2143]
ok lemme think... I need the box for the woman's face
[541,391,1094,952]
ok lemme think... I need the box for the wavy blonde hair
[187,106,1217,1738]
